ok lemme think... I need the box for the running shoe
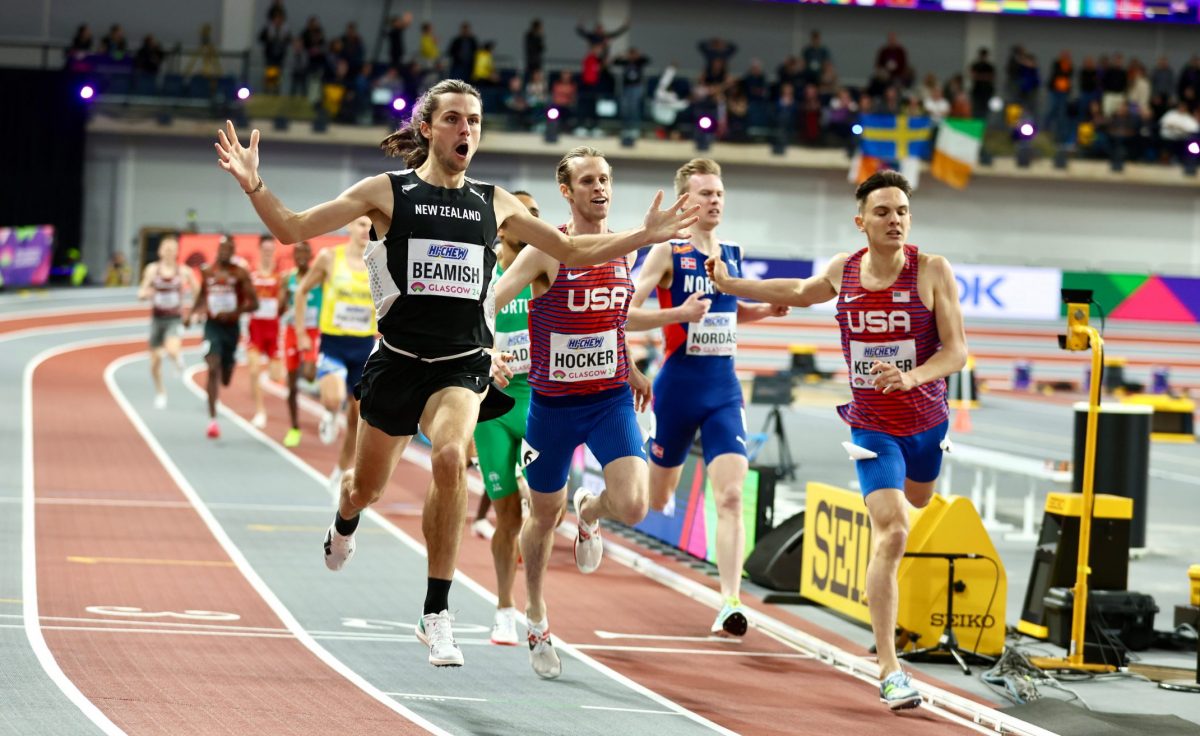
[322,523,356,571]
[710,598,749,637]
[318,410,338,445]
[490,607,519,646]
[470,518,493,539]
[527,619,561,679]
[251,411,267,429]
[328,467,344,496]
[154,393,167,410]
[879,670,922,711]
[572,488,602,574]
[417,610,464,667]
[283,428,301,448]
[206,419,220,439]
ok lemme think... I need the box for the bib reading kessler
[848,339,916,389]
[548,329,618,382]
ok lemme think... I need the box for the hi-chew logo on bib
[549,330,618,382]
[686,312,736,356]
[407,238,484,299]
[496,329,531,374]
[849,339,915,388]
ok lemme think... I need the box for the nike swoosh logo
[565,270,591,281]
[844,293,868,303]
[402,183,418,192]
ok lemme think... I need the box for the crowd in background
[64,1,1200,165]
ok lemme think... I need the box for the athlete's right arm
[214,120,391,244]
[136,264,155,300]
[706,253,846,307]
[495,187,699,267]
[293,250,331,351]
[626,243,708,330]
[185,272,207,327]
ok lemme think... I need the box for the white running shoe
[527,619,561,679]
[153,393,167,410]
[471,518,493,539]
[251,411,267,429]
[572,488,603,574]
[322,523,355,571]
[328,467,344,496]
[318,410,338,445]
[417,610,464,667]
[491,607,519,646]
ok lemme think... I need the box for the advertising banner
[0,226,53,287]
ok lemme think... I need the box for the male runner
[247,235,285,428]
[214,79,696,668]
[473,189,539,646]
[293,217,376,490]
[185,235,259,439]
[137,233,198,409]
[706,170,967,710]
[627,158,788,636]
[493,147,655,679]
[281,240,322,447]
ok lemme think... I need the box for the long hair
[380,79,482,168]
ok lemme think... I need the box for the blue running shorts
[849,420,949,497]
[523,386,647,493]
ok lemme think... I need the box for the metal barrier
[941,441,1072,542]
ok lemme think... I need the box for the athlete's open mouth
[591,197,608,205]
[455,143,469,156]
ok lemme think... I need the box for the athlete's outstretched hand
[871,361,917,394]
[705,255,733,292]
[489,351,514,389]
[628,364,652,413]
[677,290,711,323]
[766,304,790,318]
[643,191,699,244]
[214,119,261,192]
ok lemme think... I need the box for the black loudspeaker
[743,511,805,591]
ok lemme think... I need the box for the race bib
[686,312,737,357]
[849,339,916,390]
[254,297,278,320]
[305,304,320,329]
[152,290,180,310]
[207,290,237,315]
[495,329,531,375]
[332,301,373,333]
[407,238,485,300]
[548,329,618,383]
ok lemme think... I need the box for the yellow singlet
[317,245,376,337]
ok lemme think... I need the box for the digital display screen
[764,0,1199,23]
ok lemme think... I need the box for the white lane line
[105,353,450,736]
[179,361,739,736]
[572,644,812,659]
[594,631,741,643]
[581,706,684,716]
[386,693,490,703]
[25,337,142,736]
[0,318,145,343]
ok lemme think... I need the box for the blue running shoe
[710,598,748,637]
[879,670,922,710]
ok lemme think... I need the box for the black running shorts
[204,319,240,372]
[356,346,515,437]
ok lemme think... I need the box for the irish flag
[931,119,985,189]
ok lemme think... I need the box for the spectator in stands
[865,65,891,102]
[801,31,830,86]
[1102,53,1128,116]
[418,22,439,70]
[101,24,129,61]
[1046,50,1073,141]
[301,17,326,84]
[447,23,478,82]
[775,82,797,142]
[1013,48,1040,115]
[105,252,132,287]
[701,56,733,102]
[503,74,530,129]
[472,41,498,87]
[265,0,285,22]
[969,48,995,119]
[288,38,309,95]
[698,36,738,79]
[725,82,750,141]
[1127,60,1150,114]
[1151,56,1175,102]
[922,81,950,124]
[825,87,859,148]
[577,43,603,134]
[1160,100,1200,159]
[551,69,578,127]
[799,83,823,144]
[388,13,413,72]
[776,56,804,96]
[259,11,290,93]
[875,32,910,88]
[134,35,164,76]
[818,60,839,99]
[1107,100,1139,161]
[340,23,365,76]
[524,19,545,79]
[321,54,349,116]
[1078,56,1100,113]
[613,46,651,138]
[526,68,548,116]
[576,19,629,63]
[67,24,93,62]
[880,85,901,115]
[652,63,690,138]
[1179,55,1200,110]
[742,59,769,102]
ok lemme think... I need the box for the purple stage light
[236,86,251,100]
[392,97,406,112]
[547,107,560,121]
[79,85,95,100]
[698,116,713,131]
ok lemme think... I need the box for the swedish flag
[859,115,933,161]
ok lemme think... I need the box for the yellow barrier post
[1031,292,1117,673]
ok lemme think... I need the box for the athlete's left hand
[628,367,652,412]
[489,351,514,389]
[766,304,790,317]
[871,361,917,394]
